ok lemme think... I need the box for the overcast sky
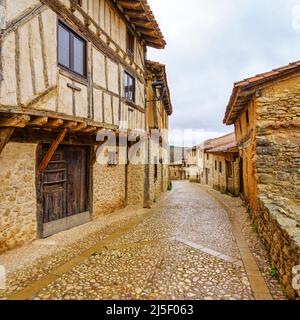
[147,0,300,146]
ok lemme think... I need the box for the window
[124,72,135,102]
[58,22,86,77]
[207,154,209,160]
[215,160,217,171]
[246,110,249,124]
[127,29,135,56]
[219,162,222,173]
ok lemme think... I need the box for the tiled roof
[203,132,236,152]
[146,60,173,115]
[114,0,166,49]
[208,141,238,153]
[224,60,300,125]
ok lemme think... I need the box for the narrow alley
[0,182,285,300]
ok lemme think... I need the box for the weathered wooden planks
[38,127,68,173]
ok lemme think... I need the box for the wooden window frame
[57,20,87,79]
[124,71,136,103]
[246,110,250,125]
[126,29,135,57]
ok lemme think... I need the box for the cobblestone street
[0,182,285,300]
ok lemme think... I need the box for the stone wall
[252,75,300,298]
[233,160,240,196]
[256,76,300,203]
[0,142,37,252]
[257,197,300,298]
[93,163,126,218]
[127,164,145,206]
[211,154,226,193]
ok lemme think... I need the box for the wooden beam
[0,115,30,127]
[81,126,97,133]
[28,116,49,127]
[44,118,64,128]
[116,1,142,10]
[71,122,88,132]
[38,128,68,173]
[0,127,15,155]
[62,121,78,128]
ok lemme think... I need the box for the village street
[0,182,285,300]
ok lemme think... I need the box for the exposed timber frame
[38,128,68,173]
[0,127,14,155]
[40,0,145,83]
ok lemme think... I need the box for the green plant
[269,265,279,281]
[252,223,259,234]
[167,182,173,191]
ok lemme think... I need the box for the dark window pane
[58,25,70,68]
[124,72,135,102]
[127,30,134,55]
[73,36,85,75]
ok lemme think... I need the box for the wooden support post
[0,127,15,155]
[38,128,68,173]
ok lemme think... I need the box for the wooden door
[239,158,244,195]
[64,146,87,216]
[226,161,233,194]
[42,147,67,223]
[38,144,89,237]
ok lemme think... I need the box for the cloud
[147,0,300,145]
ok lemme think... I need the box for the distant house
[196,133,239,196]
[207,133,239,196]
[169,161,187,181]
[187,147,200,183]
[224,60,300,299]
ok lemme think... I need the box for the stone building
[187,147,200,183]
[224,61,300,298]
[0,0,167,252]
[196,133,238,189]
[145,60,172,203]
[207,133,240,196]
[169,161,187,181]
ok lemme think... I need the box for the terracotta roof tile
[224,60,300,124]
[201,132,236,151]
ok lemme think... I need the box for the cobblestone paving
[207,188,286,300]
[0,182,285,300]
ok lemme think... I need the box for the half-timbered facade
[0,0,166,252]
[145,60,172,203]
